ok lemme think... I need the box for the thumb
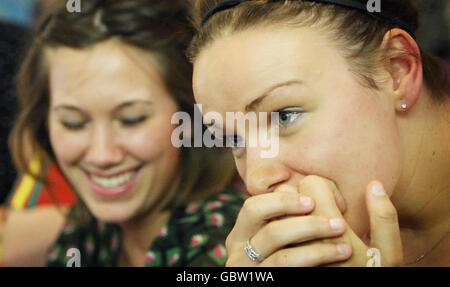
[366,181,403,266]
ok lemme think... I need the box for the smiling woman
[188,0,449,266]
[3,0,243,267]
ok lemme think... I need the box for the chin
[85,200,141,223]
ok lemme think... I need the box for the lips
[91,171,136,188]
[84,166,142,198]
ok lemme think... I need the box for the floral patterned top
[46,187,244,267]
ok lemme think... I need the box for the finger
[260,242,352,267]
[229,192,315,244]
[298,175,342,217]
[275,182,345,214]
[270,184,310,221]
[333,187,347,214]
[225,248,258,267]
[366,181,403,266]
[251,215,347,258]
[274,184,298,194]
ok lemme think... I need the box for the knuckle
[273,252,289,266]
[242,197,261,218]
[225,234,234,252]
[374,204,398,224]
[299,175,321,188]
[299,175,333,197]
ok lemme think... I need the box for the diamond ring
[244,239,264,262]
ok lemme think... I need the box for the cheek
[49,121,88,165]
[120,115,179,162]
[288,93,400,183]
[282,93,401,234]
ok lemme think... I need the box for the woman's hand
[225,176,403,266]
[300,176,403,267]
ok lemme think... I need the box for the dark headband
[201,0,416,37]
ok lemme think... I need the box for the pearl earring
[401,103,407,110]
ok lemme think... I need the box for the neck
[392,89,450,265]
[118,207,171,267]
[117,174,181,267]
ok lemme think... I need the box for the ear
[380,28,423,112]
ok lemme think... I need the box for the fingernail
[337,243,351,256]
[371,182,386,196]
[299,195,313,208]
[329,218,346,231]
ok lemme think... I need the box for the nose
[245,146,290,195]
[84,124,124,168]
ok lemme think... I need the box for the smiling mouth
[90,170,137,188]
[84,166,142,197]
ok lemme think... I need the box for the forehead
[193,25,342,113]
[46,40,167,104]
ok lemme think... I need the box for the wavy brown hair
[10,0,236,208]
[188,0,448,101]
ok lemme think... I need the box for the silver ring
[244,239,264,262]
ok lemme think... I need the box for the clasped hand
[225,176,403,267]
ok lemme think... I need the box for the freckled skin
[47,40,180,223]
[193,26,402,236]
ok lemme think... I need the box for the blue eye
[276,108,304,128]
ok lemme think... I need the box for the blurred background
[0,0,449,203]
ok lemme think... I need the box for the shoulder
[1,206,68,266]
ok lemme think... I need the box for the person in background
[2,0,244,267]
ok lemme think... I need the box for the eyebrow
[244,79,303,112]
[52,105,85,113]
[114,100,153,112]
[52,100,153,113]
[204,80,303,130]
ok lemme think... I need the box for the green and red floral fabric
[46,187,244,267]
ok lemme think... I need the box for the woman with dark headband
[2,0,244,266]
[188,0,449,266]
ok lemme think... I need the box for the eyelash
[61,116,148,131]
[62,121,86,130]
[275,108,304,129]
[221,108,304,157]
[120,115,148,126]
